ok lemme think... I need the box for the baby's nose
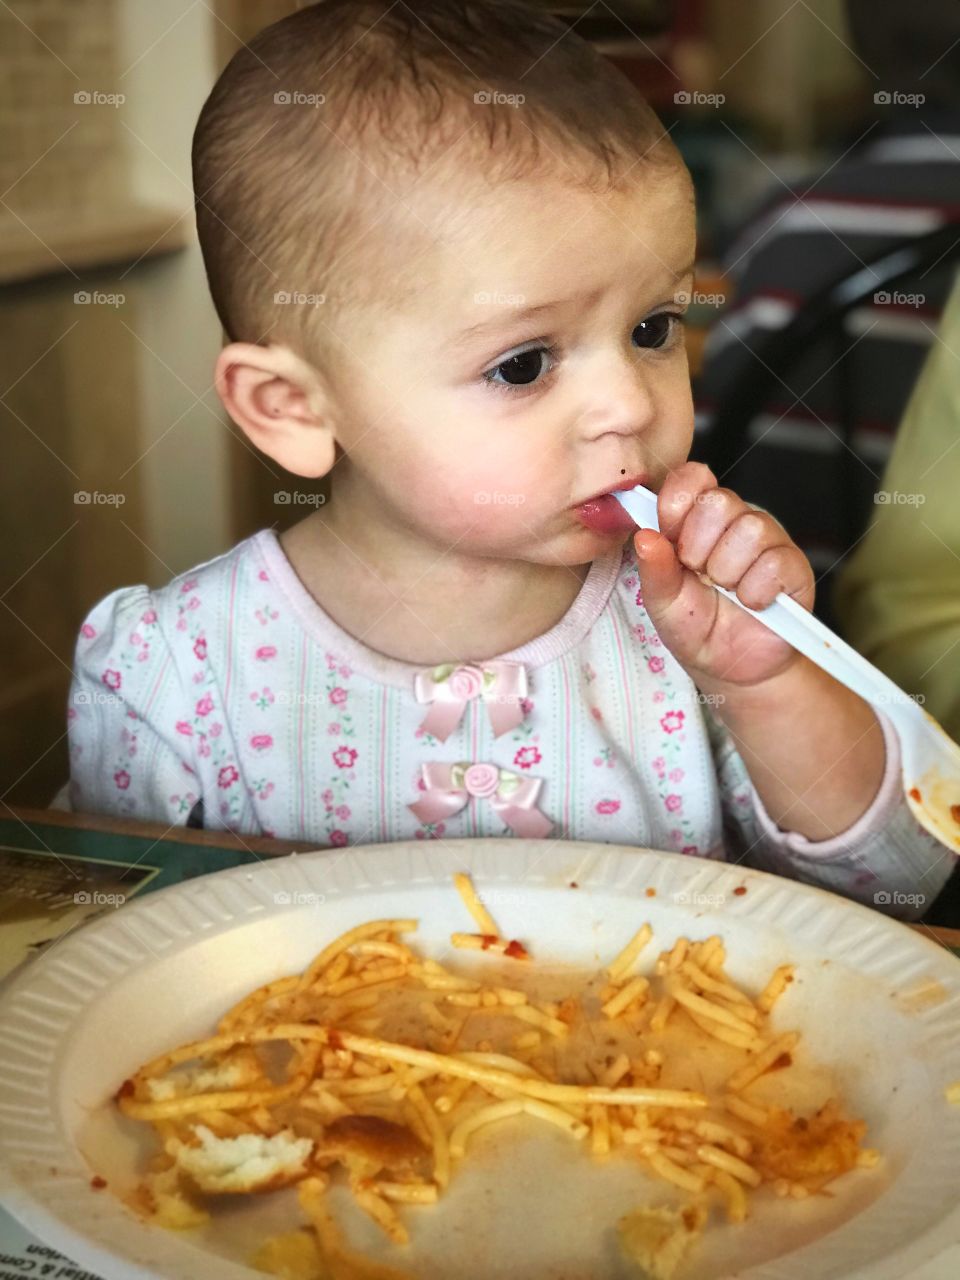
[573,354,658,441]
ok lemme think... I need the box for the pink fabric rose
[463,762,500,798]
[448,664,484,701]
[660,710,685,734]
[102,669,121,691]
[665,793,682,813]
[329,686,348,706]
[335,804,351,820]
[333,745,357,769]
[218,764,239,788]
[329,829,348,847]
[647,656,665,674]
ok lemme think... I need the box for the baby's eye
[482,346,554,389]
[632,312,683,350]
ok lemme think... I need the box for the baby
[67,0,950,920]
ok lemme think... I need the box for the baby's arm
[708,707,954,918]
[68,586,198,824]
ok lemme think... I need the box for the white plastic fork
[614,483,960,854]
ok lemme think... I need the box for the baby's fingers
[733,544,814,612]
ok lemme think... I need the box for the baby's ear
[214,341,336,478]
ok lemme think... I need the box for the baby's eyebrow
[450,258,697,351]
[449,299,570,351]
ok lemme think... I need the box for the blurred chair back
[697,222,960,605]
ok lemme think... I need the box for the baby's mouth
[574,494,639,535]
[573,474,647,536]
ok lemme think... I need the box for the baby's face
[326,162,696,564]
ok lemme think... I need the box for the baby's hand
[633,462,815,690]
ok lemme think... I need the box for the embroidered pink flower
[141,609,157,624]
[102,669,121,691]
[255,645,277,661]
[114,769,130,790]
[448,664,484,701]
[333,745,358,769]
[596,799,620,815]
[196,694,214,716]
[520,697,534,716]
[669,767,684,783]
[327,722,342,735]
[180,578,198,594]
[250,733,273,751]
[193,637,207,660]
[513,745,541,770]
[635,588,644,607]
[463,763,501,798]
[259,569,269,582]
[218,765,239,788]
[209,722,222,738]
[176,720,193,737]
[647,655,665,674]
[335,804,351,820]
[652,756,665,773]
[81,623,97,639]
[660,710,685,734]
[664,793,683,813]
[329,829,348,847]
[338,665,351,679]
[329,687,348,706]
[130,632,142,646]
[321,788,334,804]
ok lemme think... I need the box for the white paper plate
[0,839,958,1280]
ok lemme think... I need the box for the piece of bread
[168,1124,314,1194]
[314,1114,426,1181]
[618,1203,707,1280]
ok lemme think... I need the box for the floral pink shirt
[66,532,952,919]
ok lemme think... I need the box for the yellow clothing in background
[837,273,960,740]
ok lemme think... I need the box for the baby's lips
[574,494,639,536]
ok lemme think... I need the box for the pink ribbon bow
[413,660,527,742]
[409,761,552,837]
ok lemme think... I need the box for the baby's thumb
[633,529,685,626]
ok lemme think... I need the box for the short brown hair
[192,0,675,358]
